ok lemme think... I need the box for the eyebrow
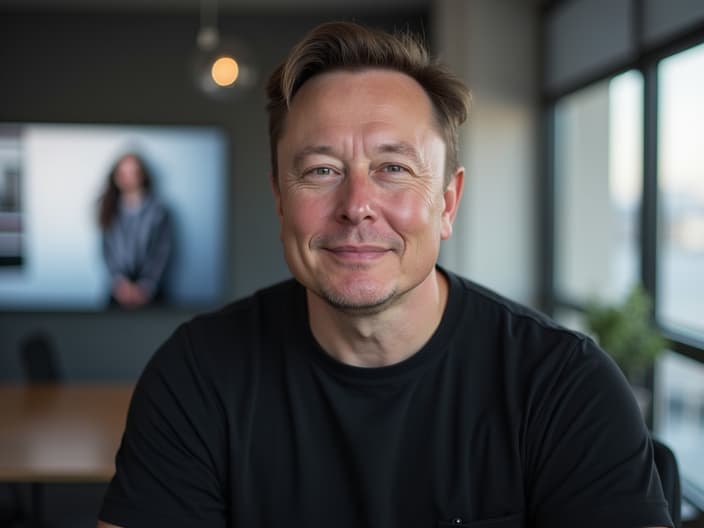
[291,141,425,171]
[292,145,337,172]
[374,142,424,168]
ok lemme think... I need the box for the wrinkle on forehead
[279,69,446,178]
[289,136,441,182]
[374,141,426,168]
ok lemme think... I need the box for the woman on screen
[98,153,172,308]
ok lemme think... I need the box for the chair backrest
[652,438,681,528]
[19,332,62,382]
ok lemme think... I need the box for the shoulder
[444,272,644,444]
[144,278,302,379]
[183,277,302,341]
[442,268,618,398]
[445,268,589,354]
[129,278,303,438]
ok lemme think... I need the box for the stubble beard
[316,281,401,316]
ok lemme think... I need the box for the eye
[303,166,339,178]
[378,163,413,177]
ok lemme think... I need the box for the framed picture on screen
[0,122,229,311]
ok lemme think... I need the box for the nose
[335,169,378,225]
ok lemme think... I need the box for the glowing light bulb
[211,56,239,87]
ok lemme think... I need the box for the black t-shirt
[100,269,673,528]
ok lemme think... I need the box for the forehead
[283,68,439,142]
[117,156,140,169]
[293,68,431,106]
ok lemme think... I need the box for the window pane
[552,306,588,334]
[554,71,643,304]
[655,351,704,499]
[658,43,704,339]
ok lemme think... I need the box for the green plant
[585,285,667,384]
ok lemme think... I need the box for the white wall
[433,0,539,306]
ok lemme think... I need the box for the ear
[440,167,464,241]
[269,171,283,220]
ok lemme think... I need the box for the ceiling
[1,0,430,13]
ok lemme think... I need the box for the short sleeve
[99,325,228,527]
[525,337,673,528]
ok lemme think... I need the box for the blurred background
[0,0,702,526]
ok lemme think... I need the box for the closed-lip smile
[325,245,390,260]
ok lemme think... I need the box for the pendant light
[193,0,256,99]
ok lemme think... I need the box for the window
[653,42,704,512]
[655,351,704,501]
[657,42,704,340]
[553,71,643,305]
[543,2,704,514]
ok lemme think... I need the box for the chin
[315,279,399,315]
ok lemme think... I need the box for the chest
[228,357,527,528]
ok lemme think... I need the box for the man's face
[273,68,463,313]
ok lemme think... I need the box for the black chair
[652,438,681,528]
[4,332,63,526]
[19,332,62,382]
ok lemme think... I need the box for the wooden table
[0,384,133,482]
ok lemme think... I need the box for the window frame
[540,0,704,514]
[540,3,704,365]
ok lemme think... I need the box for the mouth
[324,245,391,262]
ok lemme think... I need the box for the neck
[121,190,145,208]
[307,268,448,367]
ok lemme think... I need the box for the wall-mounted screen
[0,123,228,310]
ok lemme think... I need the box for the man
[98,21,673,528]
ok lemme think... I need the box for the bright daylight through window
[655,41,704,505]
[553,70,643,306]
[657,42,704,340]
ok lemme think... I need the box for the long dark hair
[98,153,153,229]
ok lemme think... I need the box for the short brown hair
[266,21,471,185]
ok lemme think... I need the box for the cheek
[281,194,330,241]
[384,191,436,235]
[116,171,140,188]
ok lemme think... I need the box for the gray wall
[0,8,427,381]
[435,0,539,306]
